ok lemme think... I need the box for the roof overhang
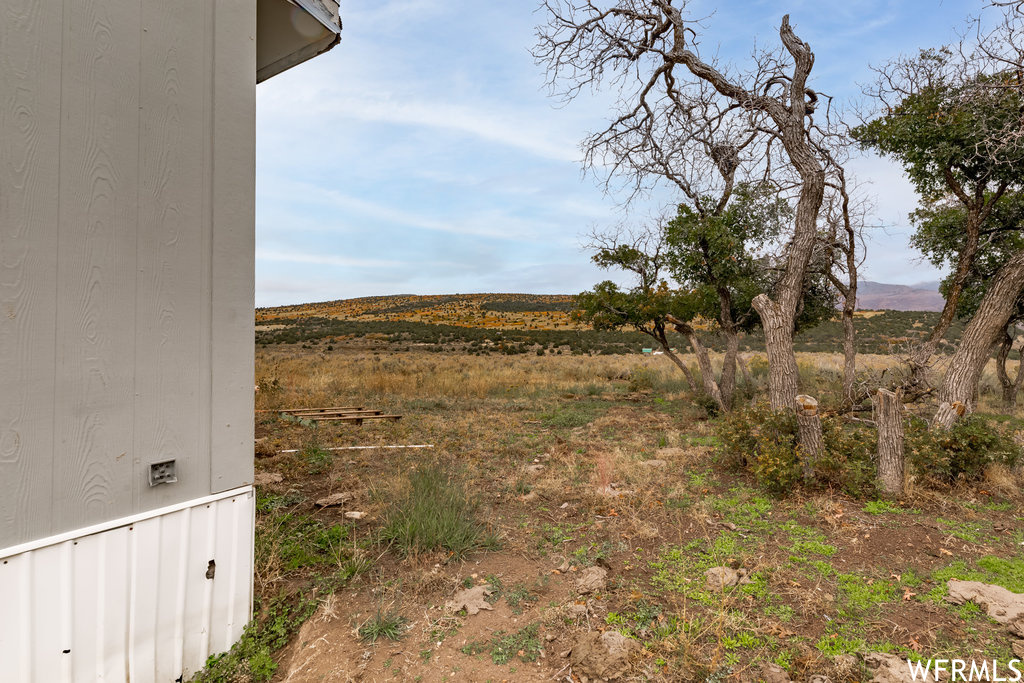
[257,0,342,83]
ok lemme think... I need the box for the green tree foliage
[912,192,1024,320]
[853,50,1024,201]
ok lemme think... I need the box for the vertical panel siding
[0,0,62,546]
[0,0,256,548]
[52,0,141,532]
[0,489,254,683]
[134,0,211,509]
[210,0,257,493]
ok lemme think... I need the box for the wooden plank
[52,0,141,534]
[0,0,63,547]
[312,415,403,423]
[278,406,365,414]
[134,0,210,509]
[209,0,256,493]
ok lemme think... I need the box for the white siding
[0,487,254,683]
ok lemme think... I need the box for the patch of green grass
[785,523,837,560]
[863,500,917,515]
[837,573,897,612]
[928,556,1024,600]
[358,609,407,643]
[604,602,679,643]
[711,489,774,528]
[193,594,319,682]
[721,631,764,650]
[537,401,606,429]
[650,532,760,604]
[461,623,542,665]
[503,583,538,614]
[380,463,499,559]
[301,444,332,475]
[937,518,990,544]
[815,633,865,656]
[257,512,350,572]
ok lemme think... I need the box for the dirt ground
[244,346,1024,683]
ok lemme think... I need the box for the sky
[254,0,982,307]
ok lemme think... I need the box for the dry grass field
[196,344,1024,683]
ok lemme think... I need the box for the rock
[641,459,667,468]
[525,464,545,474]
[1013,640,1024,659]
[569,631,640,681]
[344,511,366,520]
[520,491,538,502]
[946,580,1024,636]
[809,676,833,683]
[254,471,283,486]
[864,652,940,682]
[575,566,608,594]
[565,603,589,619]
[314,491,354,508]
[834,655,859,674]
[757,662,792,683]
[705,566,753,589]
[446,585,494,616]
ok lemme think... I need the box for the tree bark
[679,325,726,413]
[737,353,753,387]
[654,328,696,392]
[841,305,857,407]
[874,388,905,495]
[795,395,823,482]
[721,328,739,410]
[994,327,1023,410]
[752,294,801,410]
[934,249,1024,428]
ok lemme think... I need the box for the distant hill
[856,281,945,312]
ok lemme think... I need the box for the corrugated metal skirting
[0,487,255,682]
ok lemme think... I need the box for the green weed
[380,464,498,559]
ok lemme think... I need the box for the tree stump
[794,394,823,481]
[874,388,905,495]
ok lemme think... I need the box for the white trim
[0,486,254,560]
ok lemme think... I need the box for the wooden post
[794,395,823,482]
[874,389,905,495]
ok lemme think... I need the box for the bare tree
[535,1,841,455]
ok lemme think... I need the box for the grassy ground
[197,345,1024,682]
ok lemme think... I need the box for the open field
[196,343,1024,683]
[255,295,978,358]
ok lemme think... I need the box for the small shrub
[628,366,658,392]
[358,609,407,643]
[380,463,498,558]
[906,415,1021,483]
[719,403,800,495]
[720,403,877,496]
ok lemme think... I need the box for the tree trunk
[655,330,696,392]
[841,300,857,408]
[874,388,905,495]
[752,294,801,412]
[994,327,1024,410]
[795,395,823,482]
[934,249,1024,429]
[737,353,753,387]
[1012,349,1024,411]
[682,328,726,413]
[720,328,739,410]
[995,329,1015,409]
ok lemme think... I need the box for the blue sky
[254,0,979,307]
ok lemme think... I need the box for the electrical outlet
[148,459,178,486]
